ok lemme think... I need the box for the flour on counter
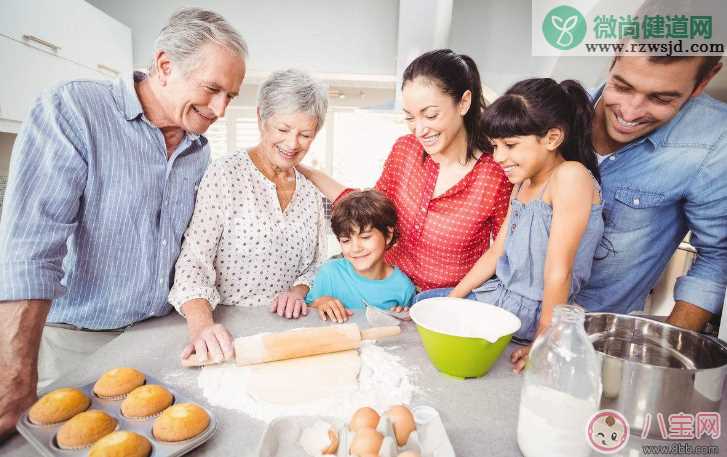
[198,341,416,423]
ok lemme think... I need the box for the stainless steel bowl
[585,313,727,437]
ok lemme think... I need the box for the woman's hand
[389,306,409,313]
[271,286,309,319]
[510,345,531,374]
[180,299,234,365]
[181,322,234,365]
[312,296,353,323]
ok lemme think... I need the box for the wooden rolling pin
[181,323,400,367]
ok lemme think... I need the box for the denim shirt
[0,72,209,329]
[576,86,727,315]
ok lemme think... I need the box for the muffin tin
[17,374,217,457]
[258,406,455,457]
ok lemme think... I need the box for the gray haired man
[0,8,246,439]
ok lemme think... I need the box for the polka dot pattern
[168,150,326,311]
[340,134,511,290]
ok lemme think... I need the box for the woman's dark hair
[482,78,600,183]
[331,190,399,249]
[402,49,490,161]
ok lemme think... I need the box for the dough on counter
[247,350,360,404]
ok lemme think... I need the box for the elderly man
[576,55,726,331]
[0,8,246,439]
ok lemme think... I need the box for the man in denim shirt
[576,56,726,332]
[0,9,246,440]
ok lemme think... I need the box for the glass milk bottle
[517,305,602,457]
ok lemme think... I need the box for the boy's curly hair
[331,190,398,248]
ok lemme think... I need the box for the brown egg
[349,427,383,456]
[397,452,421,457]
[349,406,380,432]
[322,427,339,454]
[385,404,416,446]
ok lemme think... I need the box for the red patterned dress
[335,134,511,290]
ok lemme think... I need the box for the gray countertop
[3,306,726,456]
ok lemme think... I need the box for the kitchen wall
[87,0,727,101]
[0,133,16,218]
[0,133,13,172]
[450,0,610,95]
[450,0,727,100]
[86,0,399,77]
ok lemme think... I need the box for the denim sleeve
[675,135,727,314]
[0,88,88,300]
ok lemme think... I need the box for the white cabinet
[0,0,133,132]
[0,37,101,126]
[64,1,133,78]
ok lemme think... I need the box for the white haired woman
[169,69,328,365]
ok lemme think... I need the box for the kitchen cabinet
[0,0,132,132]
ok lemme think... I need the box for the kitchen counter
[4,306,727,456]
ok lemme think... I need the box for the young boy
[306,190,416,322]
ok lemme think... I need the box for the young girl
[415,78,605,372]
[305,190,416,323]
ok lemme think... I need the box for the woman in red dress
[299,49,512,295]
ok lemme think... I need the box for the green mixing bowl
[409,297,522,379]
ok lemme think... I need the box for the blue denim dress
[473,178,604,341]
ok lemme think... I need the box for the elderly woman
[169,69,328,364]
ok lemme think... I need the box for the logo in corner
[543,5,587,50]
[587,409,630,454]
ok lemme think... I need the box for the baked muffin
[56,410,117,449]
[88,431,152,457]
[28,387,90,425]
[152,403,210,442]
[121,384,173,419]
[93,368,145,399]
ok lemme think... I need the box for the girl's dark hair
[331,190,398,249]
[402,49,490,161]
[483,78,600,183]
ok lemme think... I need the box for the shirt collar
[111,71,145,121]
[112,71,205,145]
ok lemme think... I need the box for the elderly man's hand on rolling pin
[180,299,234,365]
[270,284,310,320]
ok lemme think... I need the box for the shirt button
[161,239,167,246]
[415,224,420,230]
[609,155,616,161]
[633,198,640,206]
[420,207,426,213]
[159,278,164,285]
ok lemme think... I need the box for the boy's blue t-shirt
[305,258,416,309]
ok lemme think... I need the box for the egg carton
[258,406,454,457]
[16,374,217,457]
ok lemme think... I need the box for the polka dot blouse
[336,134,512,291]
[169,150,326,311]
